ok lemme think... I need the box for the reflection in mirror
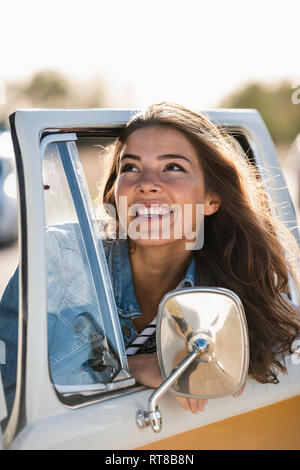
[157,288,249,399]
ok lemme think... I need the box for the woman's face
[114,125,220,249]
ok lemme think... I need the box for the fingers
[174,394,208,414]
[190,398,208,413]
[174,395,190,411]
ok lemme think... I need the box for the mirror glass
[157,288,249,399]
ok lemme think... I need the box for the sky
[0,0,299,108]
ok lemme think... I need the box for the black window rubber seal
[5,112,28,441]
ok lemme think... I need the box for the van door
[3,108,299,450]
[0,369,7,450]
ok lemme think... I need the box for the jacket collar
[109,239,197,317]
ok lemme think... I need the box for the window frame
[41,133,136,404]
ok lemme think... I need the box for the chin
[129,236,187,250]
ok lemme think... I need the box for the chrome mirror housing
[136,288,249,433]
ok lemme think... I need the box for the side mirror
[136,288,249,432]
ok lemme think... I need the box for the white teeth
[136,207,172,216]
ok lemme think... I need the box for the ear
[204,192,221,216]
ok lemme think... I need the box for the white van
[0,109,299,450]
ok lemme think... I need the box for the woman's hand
[127,353,162,389]
[127,353,208,414]
[172,395,208,414]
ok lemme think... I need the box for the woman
[1,102,299,417]
[101,101,300,413]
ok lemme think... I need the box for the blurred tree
[219,80,300,145]
[0,69,108,128]
[23,70,70,106]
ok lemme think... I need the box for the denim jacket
[0,223,196,413]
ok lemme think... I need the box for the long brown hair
[102,102,300,384]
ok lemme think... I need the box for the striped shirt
[125,318,157,355]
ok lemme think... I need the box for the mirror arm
[137,338,207,433]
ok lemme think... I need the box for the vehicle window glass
[42,139,133,405]
[76,135,117,235]
[228,130,298,302]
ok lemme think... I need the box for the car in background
[0,130,18,245]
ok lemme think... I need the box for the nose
[135,170,162,194]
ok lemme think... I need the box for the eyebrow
[120,153,192,164]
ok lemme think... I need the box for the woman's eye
[120,163,139,173]
[164,163,185,172]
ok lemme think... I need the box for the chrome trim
[56,374,135,397]
[57,140,128,369]
[62,384,145,410]
[136,348,200,433]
